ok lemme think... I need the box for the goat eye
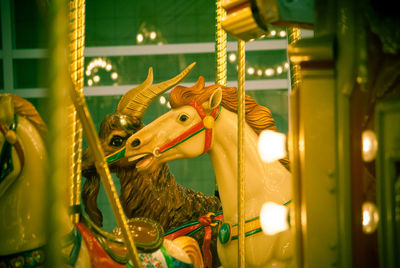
[179,114,188,122]
[109,135,125,147]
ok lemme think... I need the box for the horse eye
[109,135,125,147]
[179,114,188,122]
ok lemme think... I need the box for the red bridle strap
[157,102,220,155]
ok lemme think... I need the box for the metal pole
[237,39,246,267]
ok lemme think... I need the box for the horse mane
[169,76,290,169]
[11,94,47,138]
[170,76,277,135]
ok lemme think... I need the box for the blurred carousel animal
[82,63,222,267]
[0,94,203,268]
[124,77,293,267]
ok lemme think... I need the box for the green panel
[13,0,46,49]
[84,50,288,87]
[277,0,315,24]
[13,59,46,89]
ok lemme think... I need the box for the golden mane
[12,94,47,138]
[169,76,277,135]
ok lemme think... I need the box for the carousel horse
[124,76,294,267]
[82,63,222,267]
[0,94,203,267]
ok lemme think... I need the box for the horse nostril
[131,138,141,147]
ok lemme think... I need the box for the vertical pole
[237,39,246,267]
[215,0,227,198]
[68,0,85,224]
[216,0,227,86]
[46,0,70,266]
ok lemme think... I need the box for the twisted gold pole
[288,28,301,89]
[68,0,85,224]
[237,39,246,267]
[216,0,227,86]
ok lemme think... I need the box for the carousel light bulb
[88,79,93,86]
[276,66,283,74]
[269,30,276,36]
[106,64,112,71]
[86,69,91,76]
[265,68,275,77]
[260,202,289,235]
[93,75,100,83]
[111,72,118,80]
[229,53,237,63]
[166,102,171,109]
[284,62,290,70]
[257,69,263,76]
[279,30,287,37]
[247,67,255,75]
[362,130,378,162]
[362,202,379,234]
[159,96,166,105]
[137,33,144,43]
[150,31,157,40]
[258,130,287,163]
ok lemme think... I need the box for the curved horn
[118,62,196,119]
[117,67,154,113]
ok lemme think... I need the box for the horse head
[124,76,223,172]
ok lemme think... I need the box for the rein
[155,102,221,157]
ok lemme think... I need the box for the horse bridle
[154,101,221,157]
[104,102,220,164]
[0,115,24,183]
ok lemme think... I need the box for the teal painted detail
[218,223,231,244]
[106,147,126,164]
[160,245,173,268]
[231,228,263,241]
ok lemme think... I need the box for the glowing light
[362,202,379,234]
[269,30,276,36]
[265,68,275,76]
[362,130,378,162]
[276,66,283,74]
[284,62,290,70]
[137,33,144,43]
[247,67,255,75]
[260,202,289,235]
[279,30,287,37]
[93,75,100,83]
[111,72,118,80]
[159,96,166,105]
[166,102,171,109]
[229,53,237,63]
[257,69,263,76]
[106,64,112,71]
[150,31,157,40]
[88,79,93,86]
[258,130,286,163]
[86,69,91,76]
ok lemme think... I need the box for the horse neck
[0,116,72,255]
[208,108,292,223]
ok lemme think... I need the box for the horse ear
[204,87,222,112]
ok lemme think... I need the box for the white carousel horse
[124,77,294,267]
[0,94,203,268]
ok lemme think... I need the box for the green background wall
[2,0,290,231]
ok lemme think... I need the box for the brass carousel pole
[237,39,246,267]
[68,0,85,224]
[216,0,227,86]
[67,0,141,266]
